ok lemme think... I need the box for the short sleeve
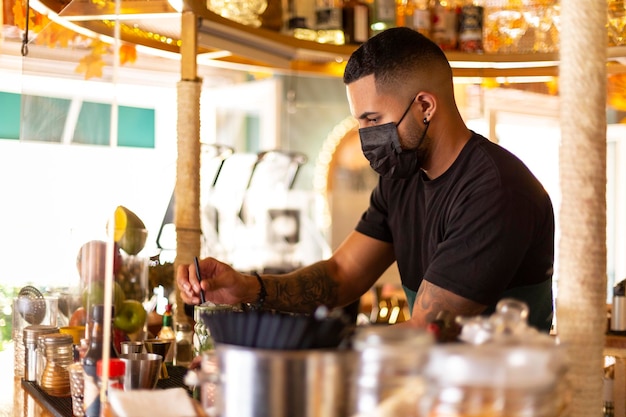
[355,181,394,243]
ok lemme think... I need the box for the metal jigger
[143,339,172,379]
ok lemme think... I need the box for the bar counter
[12,365,205,417]
[10,334,626,417]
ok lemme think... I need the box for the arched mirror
[315,117,408,323]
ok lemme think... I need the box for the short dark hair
[343,27,451,92]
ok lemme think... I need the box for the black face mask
[359,95,429,179]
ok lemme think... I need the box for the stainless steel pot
[214,344,356,417]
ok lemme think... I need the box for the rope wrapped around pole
[557,0,608,414]
[173,9,201,326]
[174,78,202,325]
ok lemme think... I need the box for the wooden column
[557,0,608,414]
[174,9,202,325]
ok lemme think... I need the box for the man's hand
[176,257,258,306]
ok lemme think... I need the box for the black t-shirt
[356,133,555,330]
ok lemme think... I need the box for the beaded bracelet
[254,271,267,310]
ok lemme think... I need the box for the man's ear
[416,93,436,119]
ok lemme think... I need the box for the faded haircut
[343,27,452,93]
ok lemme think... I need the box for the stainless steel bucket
[215,344,355,417]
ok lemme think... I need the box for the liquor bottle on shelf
[315,0,346,44]
[282,0,318,41]
[157,303,176,364]
[431,0,459,50]
[400,0,432,38]
[482,0,528,53]
[609,0,626,47]
[369,0,396,35]
[343,0,371,44]
[458,0,483,52]
[395,0,409,28]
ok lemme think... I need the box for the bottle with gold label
[315,0,346,44]
[282,0,318,41]
[369,0,396,35]
[157,303,176,364]
[401,0,432,38]
[343,0,371,44]
[458,0,483,52]
[431,0,459,50]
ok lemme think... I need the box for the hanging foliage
[75,40,108,78]
[11,0,137,79]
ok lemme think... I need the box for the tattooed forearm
[264,263,340,313]
[414,280,486,326]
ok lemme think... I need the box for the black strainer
[199,308,353,350]
[16,285,47,325]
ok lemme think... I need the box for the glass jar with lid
[40,332,74,397]
[175,322,194,367]
[420,343,570,417]
[349,325,434,415]
[420,299,571,417]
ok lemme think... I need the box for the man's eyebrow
[358,111,378,120]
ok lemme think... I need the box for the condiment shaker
[23,325,58,382]
[40,332,74,397]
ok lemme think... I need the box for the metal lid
[40,332,73,346]
[23,325,59,344]
[352,325,433,351]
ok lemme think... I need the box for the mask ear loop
[396,94,419,127]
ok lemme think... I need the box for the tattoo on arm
[415,281,486,326]
[416,283,447,325]
[264,264,340,313]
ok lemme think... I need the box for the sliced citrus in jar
[111,205,148,255]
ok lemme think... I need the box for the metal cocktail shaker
[611,279,626,333]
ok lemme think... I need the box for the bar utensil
[17,285,47,325]
[194,257,206,304]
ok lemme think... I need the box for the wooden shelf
[34,0,626,77]
[192,2,565,76]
